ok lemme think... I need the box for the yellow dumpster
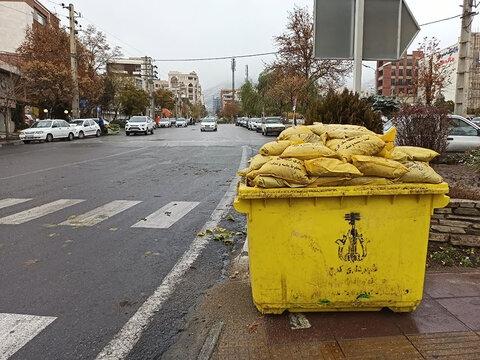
[234,183,450,314]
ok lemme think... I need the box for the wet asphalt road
[0,124,267,360]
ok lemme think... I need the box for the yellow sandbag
[304,158,362,177]
[351,155,408,179]
[237,154,272,176]
[344,177,394,186]
[380,127,397,143]
[307,124,327,136]
[307,177,350,187]
[397,161,443,184]
[280,143,339,160]
[327,135,386,160]
[283,132,325,144]
[252,176,306,188]
[390,146,440,162]
[376,142,395,158]
[324,124,376,139]
[247,158,310,184]
[259,141,292,156]
[278,126,313,140]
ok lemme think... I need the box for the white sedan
[19,119,75,143]
[70,119,101,139]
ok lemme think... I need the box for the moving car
[70,118,101,139]
[261,117,286,136]
[19,119,75,143]
[176,118,188,127]
[125,116,155,136]
[158,119,172,128]
[200,117,218,132]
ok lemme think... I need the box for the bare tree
[413,37,451,105]
[80,25,123,73]
[271,6,352,89]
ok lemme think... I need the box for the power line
[419,14,463,27]
[152,51,278,62]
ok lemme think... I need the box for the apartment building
[168,71,203,105]
[0,0,59,53]
[376,51,423,100]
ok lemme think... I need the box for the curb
[0,141,23,148]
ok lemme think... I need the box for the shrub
[306,89,383,133]
[393,104,450,154]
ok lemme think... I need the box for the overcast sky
[45,0,480,91]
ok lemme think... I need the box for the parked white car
[70,118,101,139]
[447,115,480,152]
[19,119,75,143]
[384,115,480,152]
[200,118,218,132]
[261,117,286,136]
[125,116,155,136]
[175,118,188,127]
[158,119,172,128]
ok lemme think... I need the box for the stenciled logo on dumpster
[336,212,367,263]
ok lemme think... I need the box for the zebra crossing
[0,198,200,229]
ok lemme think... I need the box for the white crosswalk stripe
[0,199,84,225]
[0,198,32,210]
[0,313,56,360]
[59,200,142,227]
[132,201,200,229]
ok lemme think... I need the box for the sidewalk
[0,139,23,148]
[165,251,480,359]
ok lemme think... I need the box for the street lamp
[43,109,48,119]
[64,110,70,121]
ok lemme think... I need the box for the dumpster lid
[236,182,449,200]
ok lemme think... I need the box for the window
[406,69,412,77]
[33,9,47,25]
[450,118,478,136]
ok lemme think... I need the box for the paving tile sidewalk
[212,268,480,360]
[164,257,480,359]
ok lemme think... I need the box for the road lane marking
[0,198,32,210]
[96,145,251,360]
[132,201,200,229]
[0,313,56,360]
[59,200,142,227]
[0,199,84,225]
[0,147,150,181]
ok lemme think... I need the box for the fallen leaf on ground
[247,321,260,333]
[24,259,40,266]
[109,227,118,231]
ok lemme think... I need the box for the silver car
[447,115,480,152]
[384,115,480,152]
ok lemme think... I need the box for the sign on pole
[314,0,419,61]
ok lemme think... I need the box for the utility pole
[245,65,249,83]
[66,3,80,118]
[455,0,475,115]
[141,56,156,117]
[231,58,236,104]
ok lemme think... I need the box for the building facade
[168,71,203,105]
[0,0,59,53]
[376,51,423,100]
[220,89,239,109]
[106,58,145,90]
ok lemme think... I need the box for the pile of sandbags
[238,124,443,189]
